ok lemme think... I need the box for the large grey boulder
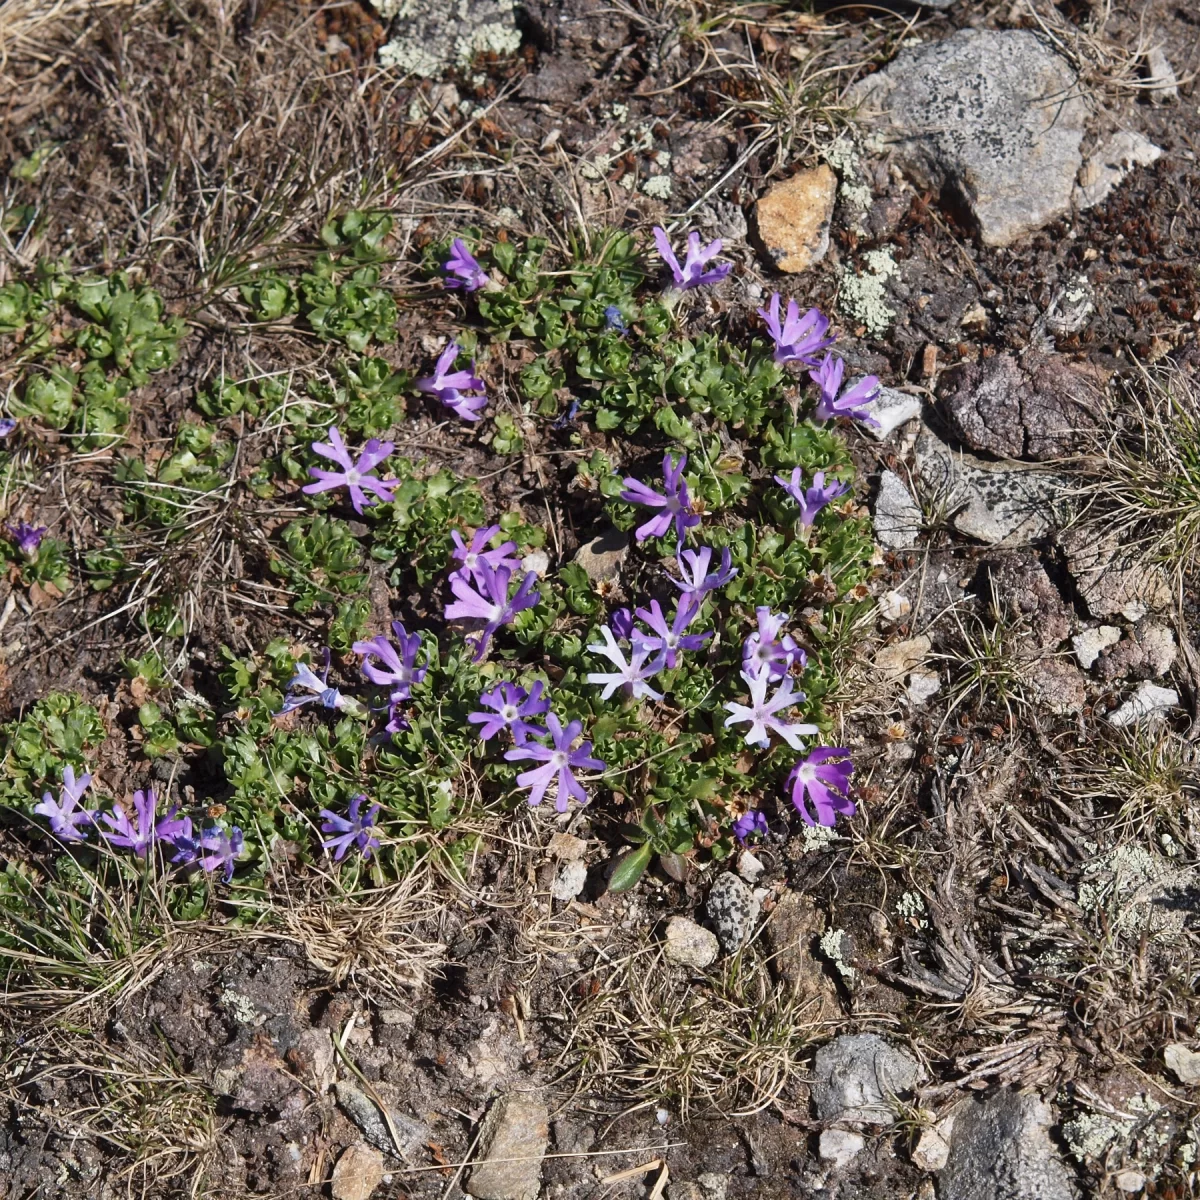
[850,30,1087,246]
[941,1091,1075,1200]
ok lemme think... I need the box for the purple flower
[652,226,732,290]
[98,789,171,858]
[320,794,382,861]
[604,305,627,333]
[774,467,850,526]
[301,426,397,514]
[468,680,549,743]
[199,824,245,882]
[278,657,354,714]
[788,747,855,827]
[0,417,17,437]
[732,811,768,844]
[504,713,606,813]
[449,525,521,586]
[742,607,806,681]
[33,765,93,842]
[609,606,635,641]
[620,452,700,544]
[7,521,46,556]
[443,238,489,292]
[354,621,427,703]
[633,597,709,669]
[444,562,540,661]
[415,342,488,422]
[383,701,411,736]
[756,294,835,365]
[723,669,818,750]
[669,545,737,596]
[164,816,202,865]
[809,354,881,426]
[586,625,664,702]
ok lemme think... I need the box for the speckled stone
[705,873,760,953]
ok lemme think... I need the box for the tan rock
[874,635,931,677]
[763,891,839,1018]
[331,1143,385,1200]
[754,165,837,272]
[1164,1042,1200,1085]
[466,1095,549,1200]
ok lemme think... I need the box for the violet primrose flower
[723,669,819,750]
[633,597,709,669]
[449,525,521,585]
[302,426,397,514]
[604,305,627,333]
[444,563,540,661]
[98,789,165,858]
[320,795,381,861]
[468,680,549,743]
[788,747,855,827]
[504,713,606,813]
[354,621,427,702]
[620,452,700,544]
[7,521,46,556]
[670,545,737,596]
[732,811,768,844]
[279,657,353,714]
[756,293,835,365]
[415,342,488,422]
[587,625,664,701]
[609,606,635,641]
[34,765,93,842]
[652,226,732,290]
[443,238,490,292]
[742,607,806,681]
[199,824,245,882]
[774,467,850,526]
[0,417,16,437]
[809,354,881,426]
[165,816,201,865]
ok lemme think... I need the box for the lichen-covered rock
[375,0,520,78]
[811,1034,923,1126]
[754,166,837,272]
[941,1091,1075,1200]
[705,873,760,953]
[849,30,1086,246]
[1061,528,1171,621]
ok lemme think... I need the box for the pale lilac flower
[810,354,881,426]
[774,467,850,526]
[604,305,627,333]
[354,621,426,702]
[788,747,855,827]
[444,563,540,661]
[620,452,700,544]
[320,795,381,861]
[164,816,201,865]
[415,342,488,422]
[652,226,732,290]
[98,789,168,858]
[723,669,818,750]
[302,426,397,514]
[732,811,768,843]
[610,607,635,641]
[199,824,245,882]
[468,680,549,743]
[443,238,489,292]
[279,656,354,714]
[449,525,520,586]
[586,626,664,702]
[0,417,16,437]
[669,545,737,596]
[33,764,93,842]
[633,597,709,669]
[742,607,806,681]
[504,713,606,813]
[7,521,46,556]
[756,293,835,365]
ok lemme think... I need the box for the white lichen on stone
[895,891,928,928]
[839,247,899,337]
[642,176,673,199]
[376,0,520,76]
[1063,1112,1129,1162]
[819,928,856,982]
[1077,844,1187,938]
[823,135,873,215]
[800,823,838,853]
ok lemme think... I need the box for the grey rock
[874,469,922,549]
[550,858,587,902]
[1145,45,1179,104]
[1060,528,1171,620]
[287,1027,336,1093]
[916,426,1069,546]
[1107,682,1179,728]
[819,1128,865,1168]
[573,528,628,583]
[979,551,1073,648]
[1024,658,1087,716]
[705,873,761,953]
[1072,625,1121,669]
[664,916,720,969]
[941,353,1105,462]
[518,55,593,103]
[1077,131,1164,210]
[466,1094,549,1200]
[336,1082,427,1159]
[1164,1043,1200,1086]
[860,384,923,440]
[850,30,1086,246]
[941,1091,1075,1200]
[736,849,764,885]
[811,1034,923,1126]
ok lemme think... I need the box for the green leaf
[607,842,653,894]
